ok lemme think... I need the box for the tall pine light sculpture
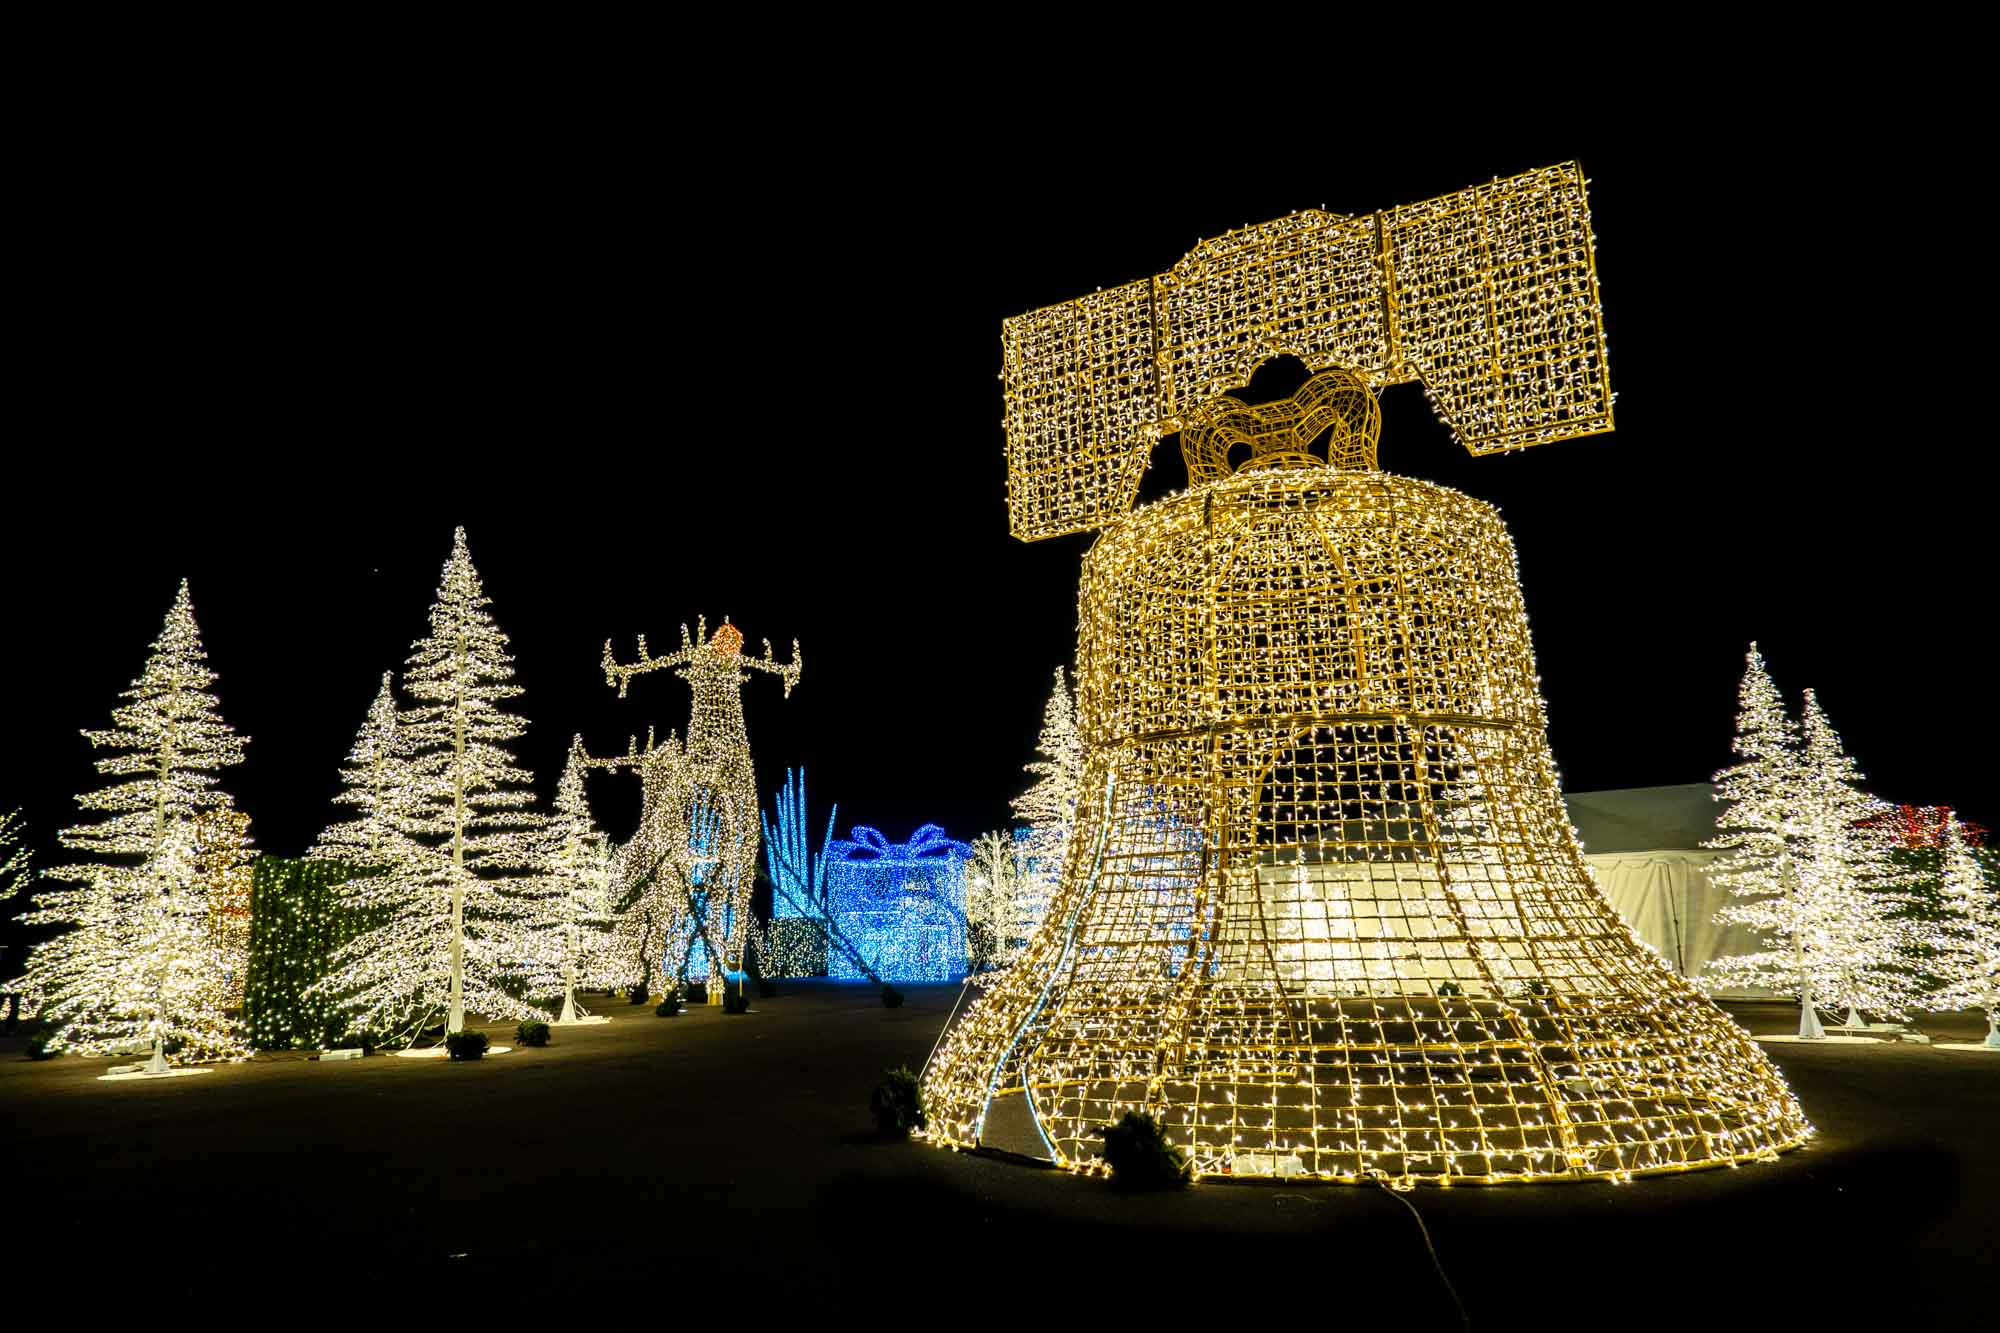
[543,736,612,1024]
[603,618,799,1001]
[1702,645,1828,1037]
[9,581,249,1070]
[313,532,547,1042]
[1011,668,1082,951]
[923,165,1812,1184]
[1794,688,1913,1028]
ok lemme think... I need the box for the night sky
[6,122,1991,882]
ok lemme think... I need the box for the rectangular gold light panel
[1002,161,1612,540]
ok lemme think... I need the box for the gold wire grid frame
[926,457,1811,1182]
[1001,162,1614,541]
[928,167,1811,1183]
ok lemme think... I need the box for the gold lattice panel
[1002,162,1612,540]
[925,464,1810,1184]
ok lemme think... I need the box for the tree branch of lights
[6,581,250,1067]
[925,171,1814,1185]
[309,531,550,1043]
[602,617,798,999]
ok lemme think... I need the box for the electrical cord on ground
[1367,1170,1470,1332]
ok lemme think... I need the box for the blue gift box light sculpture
[826,825,971,983]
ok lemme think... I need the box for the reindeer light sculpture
[602,618,800,1001]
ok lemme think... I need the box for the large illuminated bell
[923,165,1812,1183]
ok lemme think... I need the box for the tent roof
[1563,783,1718,854]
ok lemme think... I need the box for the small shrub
[628,984,652,1005]
[655,996,681,1017]
[26,1034,61,1061]
[723,988,750,1015]
[1099,1112,1191,1189]
[685,982,709,1006]
[881,985,904,1009]
[870,1065,926,1136]
[515,1020,550,1048]
[445,1030,490,1061]
[757,978,778,999]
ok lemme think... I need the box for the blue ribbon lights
[826,824,972,983]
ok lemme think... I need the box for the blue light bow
[831,824,971,864]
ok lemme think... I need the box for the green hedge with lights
[243,856,372,1050]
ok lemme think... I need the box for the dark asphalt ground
[4,985,1993,1327]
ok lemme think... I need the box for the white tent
[1565,784,1779,998]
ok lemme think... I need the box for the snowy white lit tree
[312,531,546,1041]
[7,581,249,1065]
[1701,644,1833,1036]
[965,830,1029,971]
[1012,667,1082,945]
[1,810,31,1025]
[1793,689,1914,1024]
[1930,815,2000,1048]
[536,736,612,1022]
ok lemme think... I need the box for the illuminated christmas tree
[1930,815,2000,1048]
[1793,689,1914,1024]
[965,830,1030,971]
[8,581,249,1064]
[1701,645,1835,1036]
[2,810,33,1027]
[1011,667,1082,945]
[538,736,613,1022]
[313,531,546,1041]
